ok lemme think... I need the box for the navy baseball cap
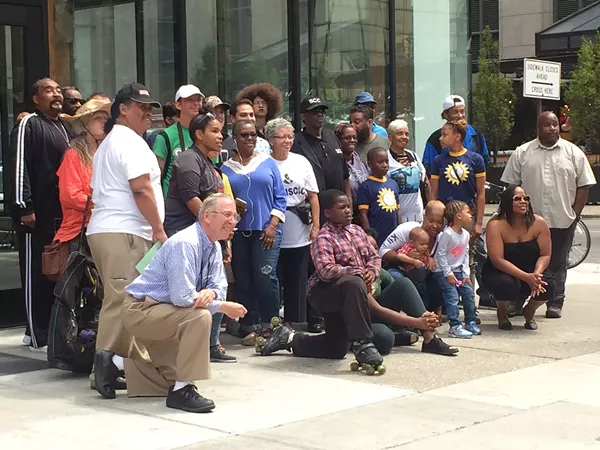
[300,96,329,113]
[354,92,376,104]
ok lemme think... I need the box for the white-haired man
[108,194,247,413]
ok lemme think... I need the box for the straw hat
[61,98,111,122]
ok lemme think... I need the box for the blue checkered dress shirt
[126,222,226,314]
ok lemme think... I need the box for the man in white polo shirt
[502,111,596,319]
[87,82,166,399]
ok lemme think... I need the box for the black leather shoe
[94,350,119,399]
[166,384,215,413]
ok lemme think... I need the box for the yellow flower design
[444,162,470,185]
[377,187,398,212]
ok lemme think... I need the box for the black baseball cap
[300,96,329,113]
[111,82,161,119]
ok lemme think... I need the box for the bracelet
[268,223,277,230]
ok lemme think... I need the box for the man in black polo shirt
[292,97,351,333]
[292,97,352,212]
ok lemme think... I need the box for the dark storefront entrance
[0,0,48,327]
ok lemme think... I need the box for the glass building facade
[64,0,469,150]
[0,0,469,325]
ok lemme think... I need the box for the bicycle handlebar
[485,181,505,192]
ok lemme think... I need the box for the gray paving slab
[186,394,519,450]
[389,402,600,449]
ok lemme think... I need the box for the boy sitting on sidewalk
[257,189,384,368]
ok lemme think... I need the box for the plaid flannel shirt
[308,222,381,292]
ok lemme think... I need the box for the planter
[485,165,600,204]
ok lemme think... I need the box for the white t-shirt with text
[273,153,319,248]
[87,125,165,241]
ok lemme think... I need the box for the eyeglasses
[273,135,294,141]
[212,211,241,223]
[253,100,267,107]
[240,132,257,139]
[513,195,531,202]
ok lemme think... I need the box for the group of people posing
[11,77,595,414]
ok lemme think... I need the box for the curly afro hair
[235,83,283,121]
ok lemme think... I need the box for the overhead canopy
[536,0,600,57]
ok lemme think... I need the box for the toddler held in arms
[396,227,432,282]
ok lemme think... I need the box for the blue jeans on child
[431,271,476,327]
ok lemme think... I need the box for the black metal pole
[388,0,397,121]
[135,0,145,84]
[287,0,302,129]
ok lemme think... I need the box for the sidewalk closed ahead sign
[523,58,561,100]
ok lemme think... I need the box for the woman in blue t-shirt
[221,120,287,341]
[430,119,486,237]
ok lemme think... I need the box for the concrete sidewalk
[2,267,600,449]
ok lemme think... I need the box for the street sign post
[523,58,561,101]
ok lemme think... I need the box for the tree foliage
[565,32,600,152]
[472,26,515,164]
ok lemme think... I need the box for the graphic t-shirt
[273,153,319,248]
[357,175,400,246]
[387,149,426,223]
[430,148,485,207]
[153,122,193,196]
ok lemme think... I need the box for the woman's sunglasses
[513,195,531,202]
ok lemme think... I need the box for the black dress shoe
[94,350,119,399]
[166,384,215,413]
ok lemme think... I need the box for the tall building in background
[469,0,600,144]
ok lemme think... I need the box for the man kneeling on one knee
[258,189,385,368]
[118,193,247,413]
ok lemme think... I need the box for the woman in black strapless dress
[483,185,555,330]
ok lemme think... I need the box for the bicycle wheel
[568,220,591,269]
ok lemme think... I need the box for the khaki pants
[88,233,152,359]
[122,296,212,397]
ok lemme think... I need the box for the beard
[357,127,370,143]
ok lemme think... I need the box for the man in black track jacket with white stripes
[11,78,75,351]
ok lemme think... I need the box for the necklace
[48,118,70,145]
[236,152,256,165]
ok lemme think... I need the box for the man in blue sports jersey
[422,95,490,176]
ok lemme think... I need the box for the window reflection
[73,1,137,98]
[144,0,176,104]
[305,0,390,127]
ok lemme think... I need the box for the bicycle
[484,181,591,269]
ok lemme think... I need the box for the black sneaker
[210,346,237,363]
[166,384,215,413]
[422,336,459,356]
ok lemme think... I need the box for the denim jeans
[210,313,222,349]
[231,230,282,330]
[387,268,443,312]
[431,271,476,327]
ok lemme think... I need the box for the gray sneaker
[210,346,237,363]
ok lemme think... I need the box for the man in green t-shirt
[153,84,204,196]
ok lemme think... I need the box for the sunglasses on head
[513,195,531,202]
